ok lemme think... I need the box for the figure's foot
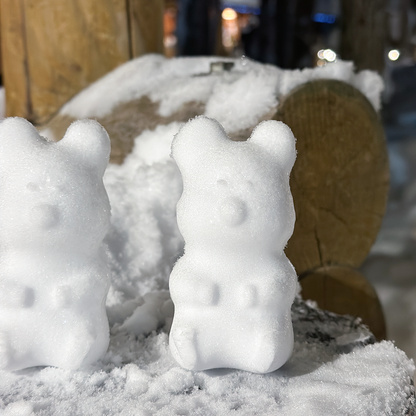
[251,319,293,373]
[248,329,278,373]
[169,326,198,370]
[52,326,96,370]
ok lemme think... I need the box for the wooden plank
[128,0,164,57]
[340,0,386,73]
[23,0,130,124]
[0,0,31,118]
[274,80,389,276]
[300,266,386,340]
[2,0,166,124]
[1,0,133,124]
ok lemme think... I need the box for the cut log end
[300,265,386,341]
[275,80,389,275]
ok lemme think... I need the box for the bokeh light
[388,49,400,61]
[323,49,336,62]
[222,8,237,21]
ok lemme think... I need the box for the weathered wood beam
[0,0,164,124]
[340,0,387,73]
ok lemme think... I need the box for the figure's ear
[0,117,46,151]
[171,116,228,171]
[248,120,297,172]
[59,119,111,175]
[0,117,53,173]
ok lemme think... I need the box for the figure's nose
[32,204,60,229]
[219,196,247,227]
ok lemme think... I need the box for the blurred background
[1,0,416,361]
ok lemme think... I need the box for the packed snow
[0,296,413,415]
[0,55,414,414]
[58,55,383,136]
[0,118,111,371]
[169,117,297,373]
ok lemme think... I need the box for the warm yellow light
[317,59,326,67]
[388,49,400,61]
[323,49,336,62]
[222,8,237,21]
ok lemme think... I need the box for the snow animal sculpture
[169,116,297,373]
[0,118,111,371]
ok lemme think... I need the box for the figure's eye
[217,179,228,188]
[244,180,254,193]
[26,182,40,192]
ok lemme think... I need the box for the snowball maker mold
[169,116,297,373]
[0,117,111,371]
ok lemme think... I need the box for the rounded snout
[32,204,61,229]
[218,196,247,227]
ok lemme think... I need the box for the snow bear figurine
[169,116,297,373]
[0,118,111,371]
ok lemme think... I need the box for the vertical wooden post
[340,0,387,73]
[0,0,31,118]
[128,0,164,57]
[0,0,164,124]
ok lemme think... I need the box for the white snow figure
[169,116,297,373]
[0,118,111,371]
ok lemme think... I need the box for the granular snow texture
[0,298,414,416]
[1,122,414,416]
[0,56,413,415]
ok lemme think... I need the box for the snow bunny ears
[0,118,110,175]
[171,116,297,173]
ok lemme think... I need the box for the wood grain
[300,266,386,340]
[128,0,164,57]
[274,80,389,276]
[1,0,164,124]
[340,0,386,73]
[0,0,30,118]
[25,0,130,124]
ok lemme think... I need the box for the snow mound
[60,55,383,135]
